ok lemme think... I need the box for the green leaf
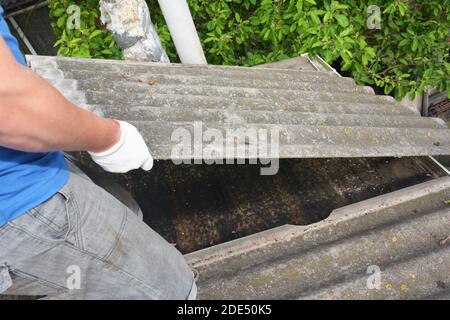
[398,3,406,16]
[312,41,323,48]
[56,16,66,28]
[362,54,368,66]
[339,28,353,37]
[335,14,349,28]
[365,47,376,58]
[296,0,303,12]
[54,38,63,47]
[324,11,332,23]
[341,51,351,64]
[89,30,103,40]
[398,39,410,47]
[412,38,418,52]
[69,38,82,47]
[310,12,321,25]
[52,8,66,17]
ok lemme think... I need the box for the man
[0,5,196,299]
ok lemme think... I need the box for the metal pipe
[158,0,207,65]
[7,16,37,55]
[4,0,48,19]
[428,156,450,176]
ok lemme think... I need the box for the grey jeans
[0,160,196,300]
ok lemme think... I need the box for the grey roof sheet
[257,55,318,71]
[186,176,450,299]
[27,55,450,160]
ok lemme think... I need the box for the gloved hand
[88,120,153,173]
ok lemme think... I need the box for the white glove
[89,120,154,173]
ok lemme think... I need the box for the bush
[49,0,449,100]
[48,0,122,59]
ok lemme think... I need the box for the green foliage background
[49,0,449,100]
[48,0,122,59]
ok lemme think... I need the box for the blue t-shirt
[0,5,68,227]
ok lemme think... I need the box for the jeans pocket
[10,187,75,244]
[2,267,68,296]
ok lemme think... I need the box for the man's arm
[0,36,153,173]
[0,36,120,153]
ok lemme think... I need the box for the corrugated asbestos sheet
[257,55,318,71]
[27,55,450,160]
[186,176,450,300]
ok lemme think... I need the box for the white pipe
[158,0,207,65]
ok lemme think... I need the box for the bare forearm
[0,34,119,154]
[0,36,152,173]
[0,66,119,153]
